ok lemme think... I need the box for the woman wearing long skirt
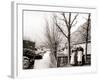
[77,46,84,66]
[70,48,77,66]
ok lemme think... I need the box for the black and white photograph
[23,10,91,69]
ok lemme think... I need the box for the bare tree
[54,12,78,65]
[44,17,63,61]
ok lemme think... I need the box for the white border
[11,2,97,78]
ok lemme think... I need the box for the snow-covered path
[34,51,57,69]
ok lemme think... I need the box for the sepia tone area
[23,11,91,69]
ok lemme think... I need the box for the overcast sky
[23,11,88,46]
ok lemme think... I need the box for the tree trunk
[85,13,90,63]
[67,13,71,65]
[53,42,58,67]
[67,31,71,65]
[85,27,88,63]
[85,33,88,63]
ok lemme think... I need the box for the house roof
[68,22,91,45]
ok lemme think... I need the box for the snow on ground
[34,50,57,69]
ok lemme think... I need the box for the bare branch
[71,13,79,26]
[55,15,65,21]
[72,21,77,27]
[56,23,68,39]
[62,12,69,28]
[45,20,53,47]
[69,12,71,29]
